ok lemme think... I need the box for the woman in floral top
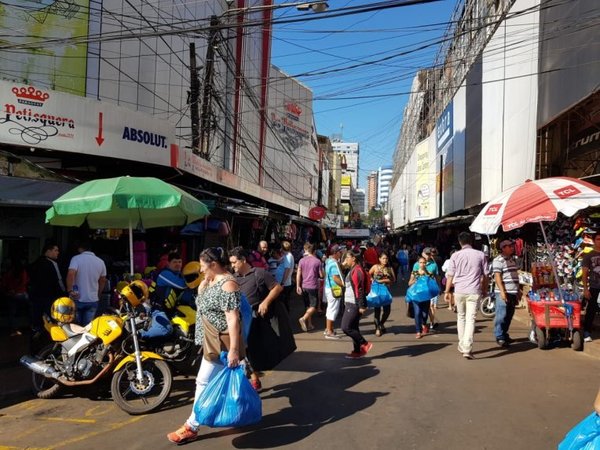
[167,247,241,445]
[369,252,396,337]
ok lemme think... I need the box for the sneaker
[422,325,429,335]
[250,378,262,392]
[430,323,438,330]
[307,323,315,331]
[298,317,308,332]
[375,328,382,337]
[529,330,537,344]
[360,342,373,355]
[497,339,508,347]
[167,424,198,444]
[463,352,474,360]
[325,332,341,340]
[505,336,515,344]
[584,333,593,343]
[345,351,363,359]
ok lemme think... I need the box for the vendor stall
[470,177,600,351]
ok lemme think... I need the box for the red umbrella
[470,177,600,235]
[470,177,600,300]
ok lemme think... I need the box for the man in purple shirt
[444,232,489,359]
[296,242,324,332]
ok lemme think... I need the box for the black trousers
[341,302,367,353]
[583,288,600,334]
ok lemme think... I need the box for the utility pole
[199,15,219,160]
[189,43,200,155]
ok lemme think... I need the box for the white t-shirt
[69,251,107,303]
[282,252,294,287]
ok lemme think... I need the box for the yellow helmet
[115,280,129,293]
[51,297,76,323]
[183,261,203,289]
[120,280,148,307]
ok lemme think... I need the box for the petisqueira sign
[0,80,176,166]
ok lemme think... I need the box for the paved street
[1,285,599,450]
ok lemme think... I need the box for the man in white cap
[492,239,520,347]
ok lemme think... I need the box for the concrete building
[353,189,366,215]
[367,171,378,211]
[389,0,600,229]
[332,140,360,189]
[377,166,393,207]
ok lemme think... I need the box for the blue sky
[271,0,457,189]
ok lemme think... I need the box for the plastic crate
[528,300,581,329]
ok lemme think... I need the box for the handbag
[406,301,415,318]
[406,274,440,302]
[559,412,600,449]
[194,352,262,427]
[202,316,246,362]
[327,261,344,298]
[366,280,393,307]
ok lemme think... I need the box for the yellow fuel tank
[88,315,124,345]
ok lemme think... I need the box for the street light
[296,2,329,12]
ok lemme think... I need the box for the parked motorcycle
[479,274,496,318]
[144,304,202,375]
[20,281,172,415]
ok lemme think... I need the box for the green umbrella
[46,176,210,274]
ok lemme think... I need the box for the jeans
[186,357,225,430]
[494,292,517,340]
[455,293,480,354]
[76,301,98,326]
[341,302,367,352]
[140,310,173,340]
[412,300,430,332]
[281,285,293,312]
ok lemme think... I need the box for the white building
[353,188,366,215]
[377,166,393,207]
[332,141,360,189]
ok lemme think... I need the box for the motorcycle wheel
[111,359,172,415]
[479,296,496,318]
[32,344,64,399]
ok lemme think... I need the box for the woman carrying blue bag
[406,256,440,339]
[167,247,247,445]
[368,252,396,336]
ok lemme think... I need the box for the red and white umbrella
[470,177,600,235]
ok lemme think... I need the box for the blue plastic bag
[559,412,600,450]
[240,293,253,343]
[366,281,393,307]
[194,352,262,428]
[406,275,440,302]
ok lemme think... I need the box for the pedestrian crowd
[4,229,600,446]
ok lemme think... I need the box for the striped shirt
[491,255,519,294]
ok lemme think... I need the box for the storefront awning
[0,176,76,207]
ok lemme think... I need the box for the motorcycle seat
[62,323,87,337]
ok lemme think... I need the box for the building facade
[367,171,378,211]
[377,166,393,207]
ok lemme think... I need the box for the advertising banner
[0,1,91,96]
[415,139,433,219]
[0,80,175,166]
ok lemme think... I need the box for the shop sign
[341,174,352,186]
[308,206,327,221]
[0,80,174,167]
[340,186,351,201]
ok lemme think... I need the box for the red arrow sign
[95,112,104,146]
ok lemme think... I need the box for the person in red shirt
[363,242,379,270]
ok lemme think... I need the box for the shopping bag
[406,275,439,302]
[406,301,415,319]
[559,412,600,450]
[331,284,343,298]
[240,293,253,343]
[366,281,393,308]
[194,352,262,428]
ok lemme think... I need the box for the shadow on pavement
[204,364,388,448]
[375,342,451,359]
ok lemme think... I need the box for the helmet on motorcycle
[120,280,148,307]
[183,261,203,289]
[51,297,76,323]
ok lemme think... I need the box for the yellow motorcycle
[20,281,172,415]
